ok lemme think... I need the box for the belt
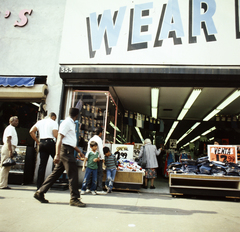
[40,138,54,142]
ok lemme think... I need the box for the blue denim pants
[81,167,97,191]
[106,168,117,191]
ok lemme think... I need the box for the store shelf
[169,173,240,199]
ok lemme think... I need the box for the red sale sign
[208,145,237,163]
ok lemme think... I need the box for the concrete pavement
[0,183,240,232]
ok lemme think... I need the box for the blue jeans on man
[105,168,117,191]
[81,167,97,191]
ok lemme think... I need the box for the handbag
[2,158,16,167]
[138,146,147,168]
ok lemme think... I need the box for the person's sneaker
[70,198,86,207]
[86,189,91,193]
[91,191,96,195]
[143,186,148,189]
[80,190,85,195]
[96,190,107,195]
[105,185,110,193]
[34,191,49,203]
[150,185,156,189]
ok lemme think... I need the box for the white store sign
[60,0,240,65]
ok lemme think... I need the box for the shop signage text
[87,0,240,58]
[1,9,32,27]
[208,145,237,163]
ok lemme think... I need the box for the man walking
[29,112,58,189]
[87,127,106,194]
[0,116,19,189]
[33,108,86,207]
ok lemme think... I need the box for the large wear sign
[59,0,240,65]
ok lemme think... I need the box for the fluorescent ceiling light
[151,88,159,119]
[177,122,201,144]
[116,138,121,143]
[177,89,202,120]
[135,127,144,143]
[152,108,158,119]
[151,88,159,108]
[183,142,189,147]
[201,126,216,136]
[164,121,179,145]
[190,136,200,143]
[109,121,121,132]
[209,137,214,141]
[203,89,240,121]
[31,102,40,107]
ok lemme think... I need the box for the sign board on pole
[112,144,134,160]
[207,145,237,163]
[169,139,177,149]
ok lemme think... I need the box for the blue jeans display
[81,167,97,191]
[105,168,117,191]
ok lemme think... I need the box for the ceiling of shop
[113,86,240,148]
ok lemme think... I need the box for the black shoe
[150,185,156,189]
[70,198,86,207]
[143,186,148,189]
[1,186,11,189]
[34,191,49,203]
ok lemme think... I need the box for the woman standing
[139,138,161,189]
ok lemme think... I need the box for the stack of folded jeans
[167,156,240,176]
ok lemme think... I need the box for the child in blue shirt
[104,147,118,193]
[81,141,99,195]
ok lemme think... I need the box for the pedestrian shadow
[86,203,217,216]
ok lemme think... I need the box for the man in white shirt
[86,127,106,195]
[0,116,19,189]
[33,108,86,207]
[29,112,58,189]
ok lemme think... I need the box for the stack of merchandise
[167,156,240,176]
[117,158,145,172]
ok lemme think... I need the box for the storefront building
[1,0,240,187]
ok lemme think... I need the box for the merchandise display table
[103,170,144,192]
[169,173,240,199]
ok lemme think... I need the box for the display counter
[103,170,144,191]
[169,173,240,199]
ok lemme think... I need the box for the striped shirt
[104,154,118,170]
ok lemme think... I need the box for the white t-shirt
[3,124,18,147]
[34,118,58,139]
[59,117,77,148]
[87,135,104,160]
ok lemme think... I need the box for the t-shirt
[104,154,118,170]
[86,151,99,169]
[3,124,18,146]
[59,117,77,148]
[34,118,58,139]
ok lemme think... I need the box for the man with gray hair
[0,116,19,189]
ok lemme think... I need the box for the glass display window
[72,90,118,152]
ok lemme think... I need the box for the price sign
[208,145,237,163]
[169,139,177,149]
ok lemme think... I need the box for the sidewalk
[0,181,240,232]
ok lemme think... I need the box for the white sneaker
[91,191,96,195]
[80,190,85,195]
[86,189,91,193]
[96,190,107,195]
[105,185,110,193]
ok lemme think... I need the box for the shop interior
[70,85,240,190]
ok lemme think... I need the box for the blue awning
[0,77,35,87]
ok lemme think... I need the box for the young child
[81,141,99,195]
[104,147,118,193]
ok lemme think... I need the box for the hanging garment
[136,113,142,128]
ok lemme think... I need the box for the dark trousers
[39,144,80,199]
[37,139,55,189]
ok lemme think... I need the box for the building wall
[0,0,66,116]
